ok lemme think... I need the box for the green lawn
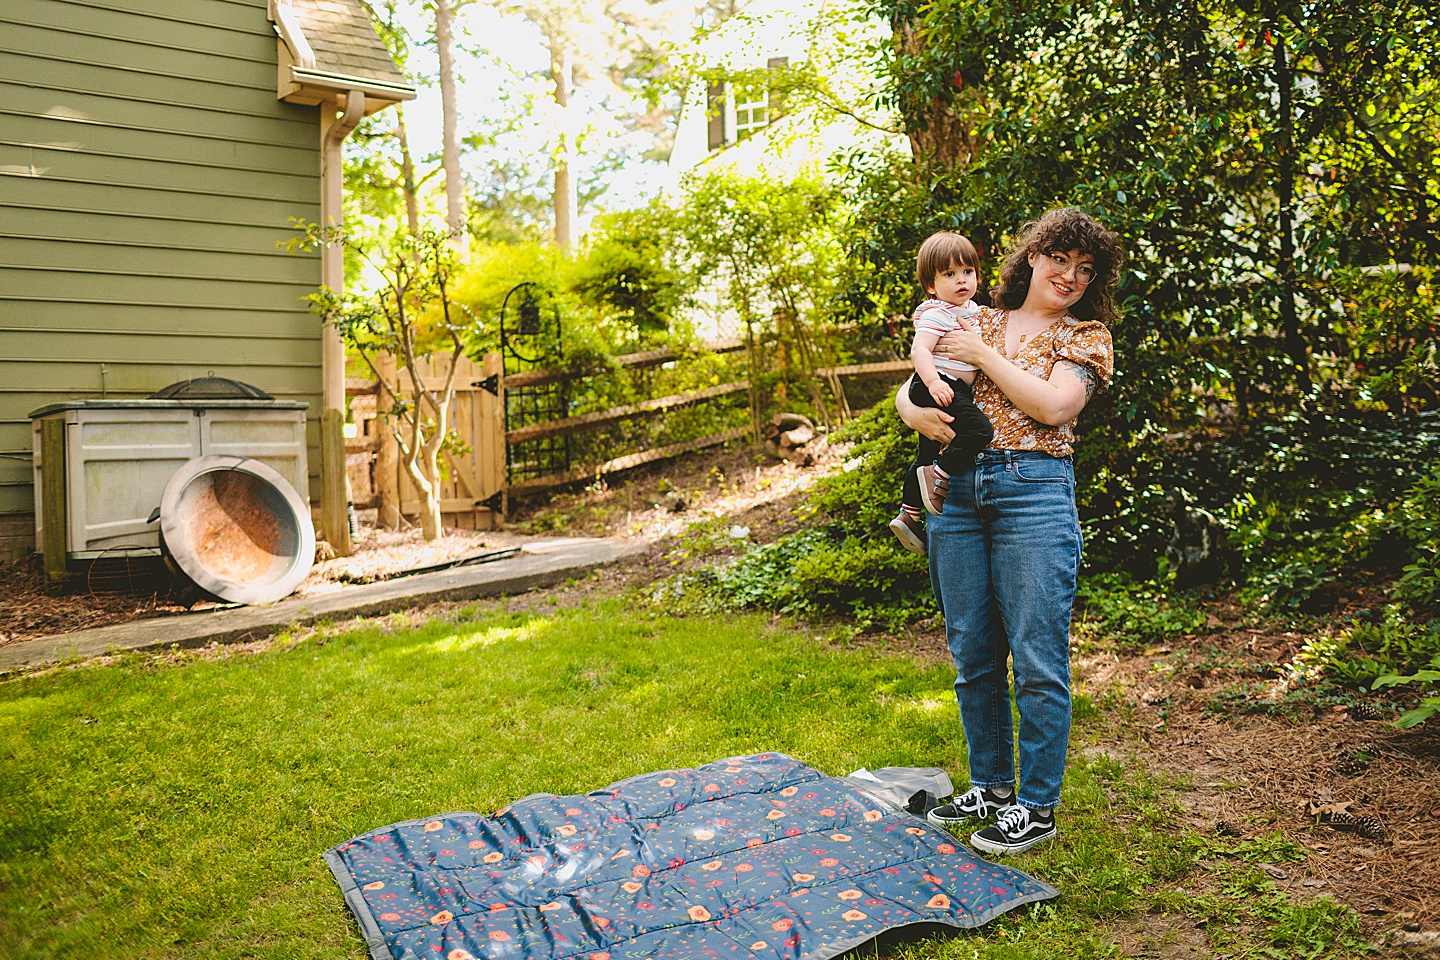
[0,598,1366,958]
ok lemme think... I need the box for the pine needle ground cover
[0,599,1366,959]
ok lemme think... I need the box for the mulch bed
[1,558,202,646]
[1,437,842,646]
[1068,616,1440,938]
[1,526,529,647]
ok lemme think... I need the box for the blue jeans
[927,449,1081,811]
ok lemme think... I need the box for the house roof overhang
[268,0,416,114]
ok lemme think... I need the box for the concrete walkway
[1,536,648,673]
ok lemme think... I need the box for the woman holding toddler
[897,207,1123,855]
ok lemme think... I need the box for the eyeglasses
[1042,252,1096,285]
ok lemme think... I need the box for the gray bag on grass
[843,766,955,817]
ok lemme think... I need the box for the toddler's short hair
[916,231,980,292]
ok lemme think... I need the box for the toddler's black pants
[901,373,995,511]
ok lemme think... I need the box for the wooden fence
[346,354,505,531]
[345,342,912,529]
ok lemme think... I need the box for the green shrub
[1390,460,1440,609]
[1372,655,1440,728]
[698,526,934,629]
[705,528,831,614]
[809,395,914,537]
[1091,409,1440,580]
[788,536,933,628]
[1290,604,1440,687]
[572,204,688,338]
[1074,574,1208,647]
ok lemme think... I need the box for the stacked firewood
[762,413,820,465]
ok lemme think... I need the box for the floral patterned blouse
[958,306,1114,458]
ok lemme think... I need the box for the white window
[705,60,787,152]
[732,87,769,139]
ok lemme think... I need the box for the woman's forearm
[976,351,1078,426]
[895,376,956,443]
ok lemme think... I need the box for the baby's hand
[927,379,955,406]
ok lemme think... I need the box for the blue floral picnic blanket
[324,754,1059,960]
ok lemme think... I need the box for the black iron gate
[499,282,570,485]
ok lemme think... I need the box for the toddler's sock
[901,504,923,521]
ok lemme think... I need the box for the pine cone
[1330,741,1380,776]
[1215,820,1240,837]
[1351,701,1384,722]
[1325,811,1388,841]
[1332,756,1369,777]
[1355,816,1387,841]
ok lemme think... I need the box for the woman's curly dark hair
[992,207,1123,322]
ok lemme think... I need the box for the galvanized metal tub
[159,456,315,605]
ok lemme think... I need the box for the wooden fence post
[374,351,400,530]
[320,408,352,556]
[40,417,69,589]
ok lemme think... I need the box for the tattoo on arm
[1068,362,1098,400]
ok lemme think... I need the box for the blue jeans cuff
[971,780,1015,791]
[1017,799,1058,812]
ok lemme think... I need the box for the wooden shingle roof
[291,0,409,89]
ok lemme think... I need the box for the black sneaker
[969,805,1056,855]
[926,786,1014,829]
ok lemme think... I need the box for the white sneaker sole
[969,825,1056,856]
[925,807,967,829]
[888,516,926,555]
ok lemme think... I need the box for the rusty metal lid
[158,456,315,605]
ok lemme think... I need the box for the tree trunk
[549,35,577,251]
[419,448,444,540]
[435,0,467,251]
[892,20,984,170]
[396,104,421,237]
[399,443,445,540]
[403,457,440,541]
[375,352,400,530]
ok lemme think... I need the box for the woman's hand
[895,377,956,443]
[934,328,995,369]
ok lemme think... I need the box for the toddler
[889,231,995,555]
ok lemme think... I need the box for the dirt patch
[508,437,849,593]
[508,437,846,544]
[1071,614,1440,939]
[1113,912,1214,959]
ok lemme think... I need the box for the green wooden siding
[0,0,323,514]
